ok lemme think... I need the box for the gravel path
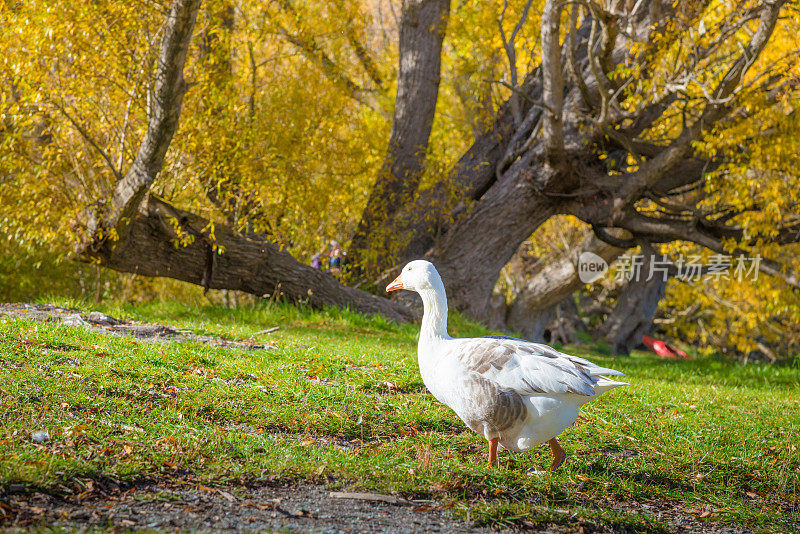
[3,479,498,533]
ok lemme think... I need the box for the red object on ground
[642,335,688,359]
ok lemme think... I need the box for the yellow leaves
[662,246,800,358]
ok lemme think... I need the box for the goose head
[386,260,442,293]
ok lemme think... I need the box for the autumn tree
[3,0,800,361]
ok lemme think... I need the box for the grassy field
[1,299,798,532]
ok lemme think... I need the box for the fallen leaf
[576,475,590,482]
[218,490,235,502]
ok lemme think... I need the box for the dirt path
[1,476,755,534]
[0,303,276,351]
[3,478,495,533]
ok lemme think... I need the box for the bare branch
[566,4,593,110]
[117,32,161,171]
[540,0,565,161]
[275,23,364,97]
[614,209,800,289]
[498,0,536,124]
[591,224,636,249]
[271,0,375,107]
[50,100,122,180]
[345,28,384,88]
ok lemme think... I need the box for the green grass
[1,299,798,532]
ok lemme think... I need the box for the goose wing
[448,336,626,396]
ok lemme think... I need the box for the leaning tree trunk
[392,66,544,263]
[349,0,450,274]
[425,160,560,319]
[398,0,789,325]
[391,9,597,318]
[598,245,666,355]
[93,196,413,322]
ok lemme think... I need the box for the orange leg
[487,438,499,468]
[548,438,566,471]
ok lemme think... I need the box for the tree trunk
[393,67,544,263]
[103,0,202,235]
[599,245,666,355]
[547,297,586,345]
[72,0,790,330]
[409,0,786,323]
[349,0,450,273]
[425,161,559,319]
[506,230,625,336]
[92,196,414,323]
[487,292,509,331]
[512,304,555,343]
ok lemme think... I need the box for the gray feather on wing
[454,337,616,396]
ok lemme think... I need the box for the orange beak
[386,275,404,292]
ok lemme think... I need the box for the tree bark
[349,0,450,273]
[406,0,788,323]
[425,161,559,319]
[393,67,544,263]
[93,196,413,322]
[72,0,791,329]
[548,297,585,345]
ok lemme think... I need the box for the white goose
[386,260,627,470]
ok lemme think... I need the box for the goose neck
[419,287,449,340]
